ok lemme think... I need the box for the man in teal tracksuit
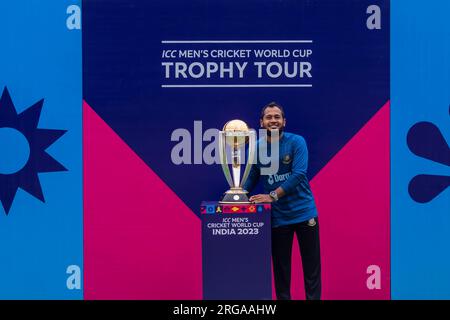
[244,102,322,300]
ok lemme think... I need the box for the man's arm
[243,163,260,193]
[278,136,308,195]
[250,186,285,203]
[250,136,308,203]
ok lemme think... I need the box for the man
[244,102,322,300]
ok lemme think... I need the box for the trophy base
[219,189,250,204]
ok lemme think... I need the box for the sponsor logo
[267,172,291,185]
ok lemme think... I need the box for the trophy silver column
[218,119,256,204]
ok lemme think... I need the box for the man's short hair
[260,101,286,119]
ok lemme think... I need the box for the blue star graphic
[0,87,67,215]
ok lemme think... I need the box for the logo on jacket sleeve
[282,154,292,164]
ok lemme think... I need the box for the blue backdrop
[83,0,390,214]
[391,0,450,299]
[0,1,83,299]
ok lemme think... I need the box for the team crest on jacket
[282,154,292,165]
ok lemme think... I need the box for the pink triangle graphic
[289,101,391,300]
[83,101,202,300]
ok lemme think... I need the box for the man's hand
[249,194,273,203]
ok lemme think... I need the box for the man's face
[260,106,286,133]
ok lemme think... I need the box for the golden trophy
[218,119,256,204]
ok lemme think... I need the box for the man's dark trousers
[271,218,322,300]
